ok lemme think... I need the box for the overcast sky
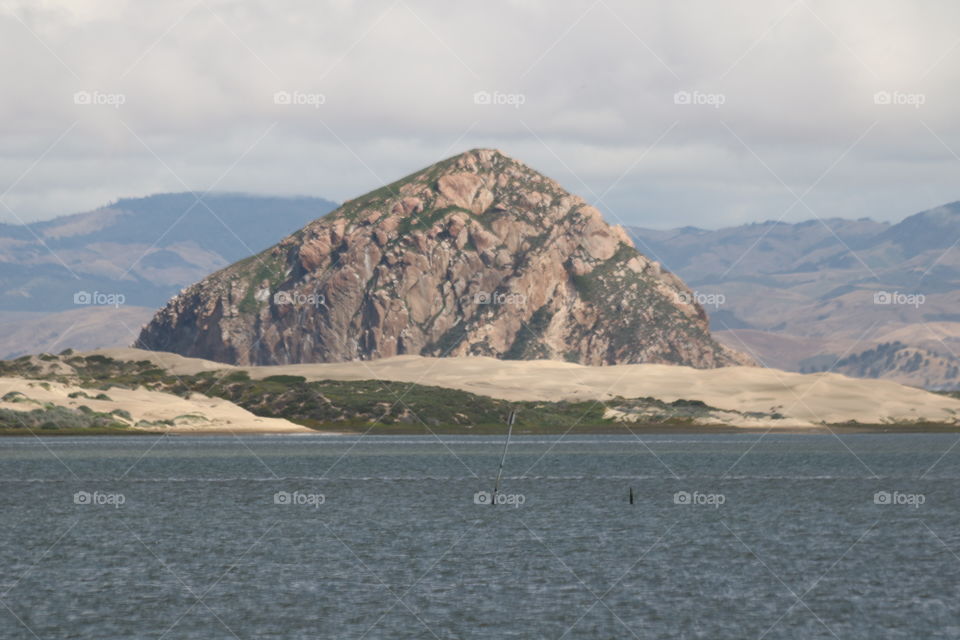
[2,0,960,229]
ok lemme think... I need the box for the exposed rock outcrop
[136,149,752,367]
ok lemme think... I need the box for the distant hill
[630,202,960,389]
[0,192,337,311]
[801,341,960,389]
[0,193,337,356]
[0,307,156,360]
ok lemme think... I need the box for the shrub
[261,375,307,385]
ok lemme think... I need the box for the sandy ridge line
[92,349,960,427]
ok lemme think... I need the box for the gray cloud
[2,0,960,229]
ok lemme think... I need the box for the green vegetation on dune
[2,353,959,434]
[0,405,131,431]
[0,352,740,433]
[138,369,613,431]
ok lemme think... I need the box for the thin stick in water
[492,410,516,506]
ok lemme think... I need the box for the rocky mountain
[0,193,336,357]
[630,203,960,389]
[137,149,750,368]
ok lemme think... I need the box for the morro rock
[136,149,752,367]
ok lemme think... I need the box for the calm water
[1,434,960,639]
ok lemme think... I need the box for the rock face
[136,149,752,367]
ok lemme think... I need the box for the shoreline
[3,423,960,436]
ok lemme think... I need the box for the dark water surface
[2,434,960,639]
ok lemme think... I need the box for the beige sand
[0,377,313,433]
[93,349,960,427]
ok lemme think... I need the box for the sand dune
[0,376,312,434]
[95,349,960,427]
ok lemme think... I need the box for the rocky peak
[136,149,752,368]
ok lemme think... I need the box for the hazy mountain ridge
[0,192,337,311]
[0,193,336,357]
[630,203,960,388]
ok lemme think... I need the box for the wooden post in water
[492,410,516,506]
[629,486,634,505]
